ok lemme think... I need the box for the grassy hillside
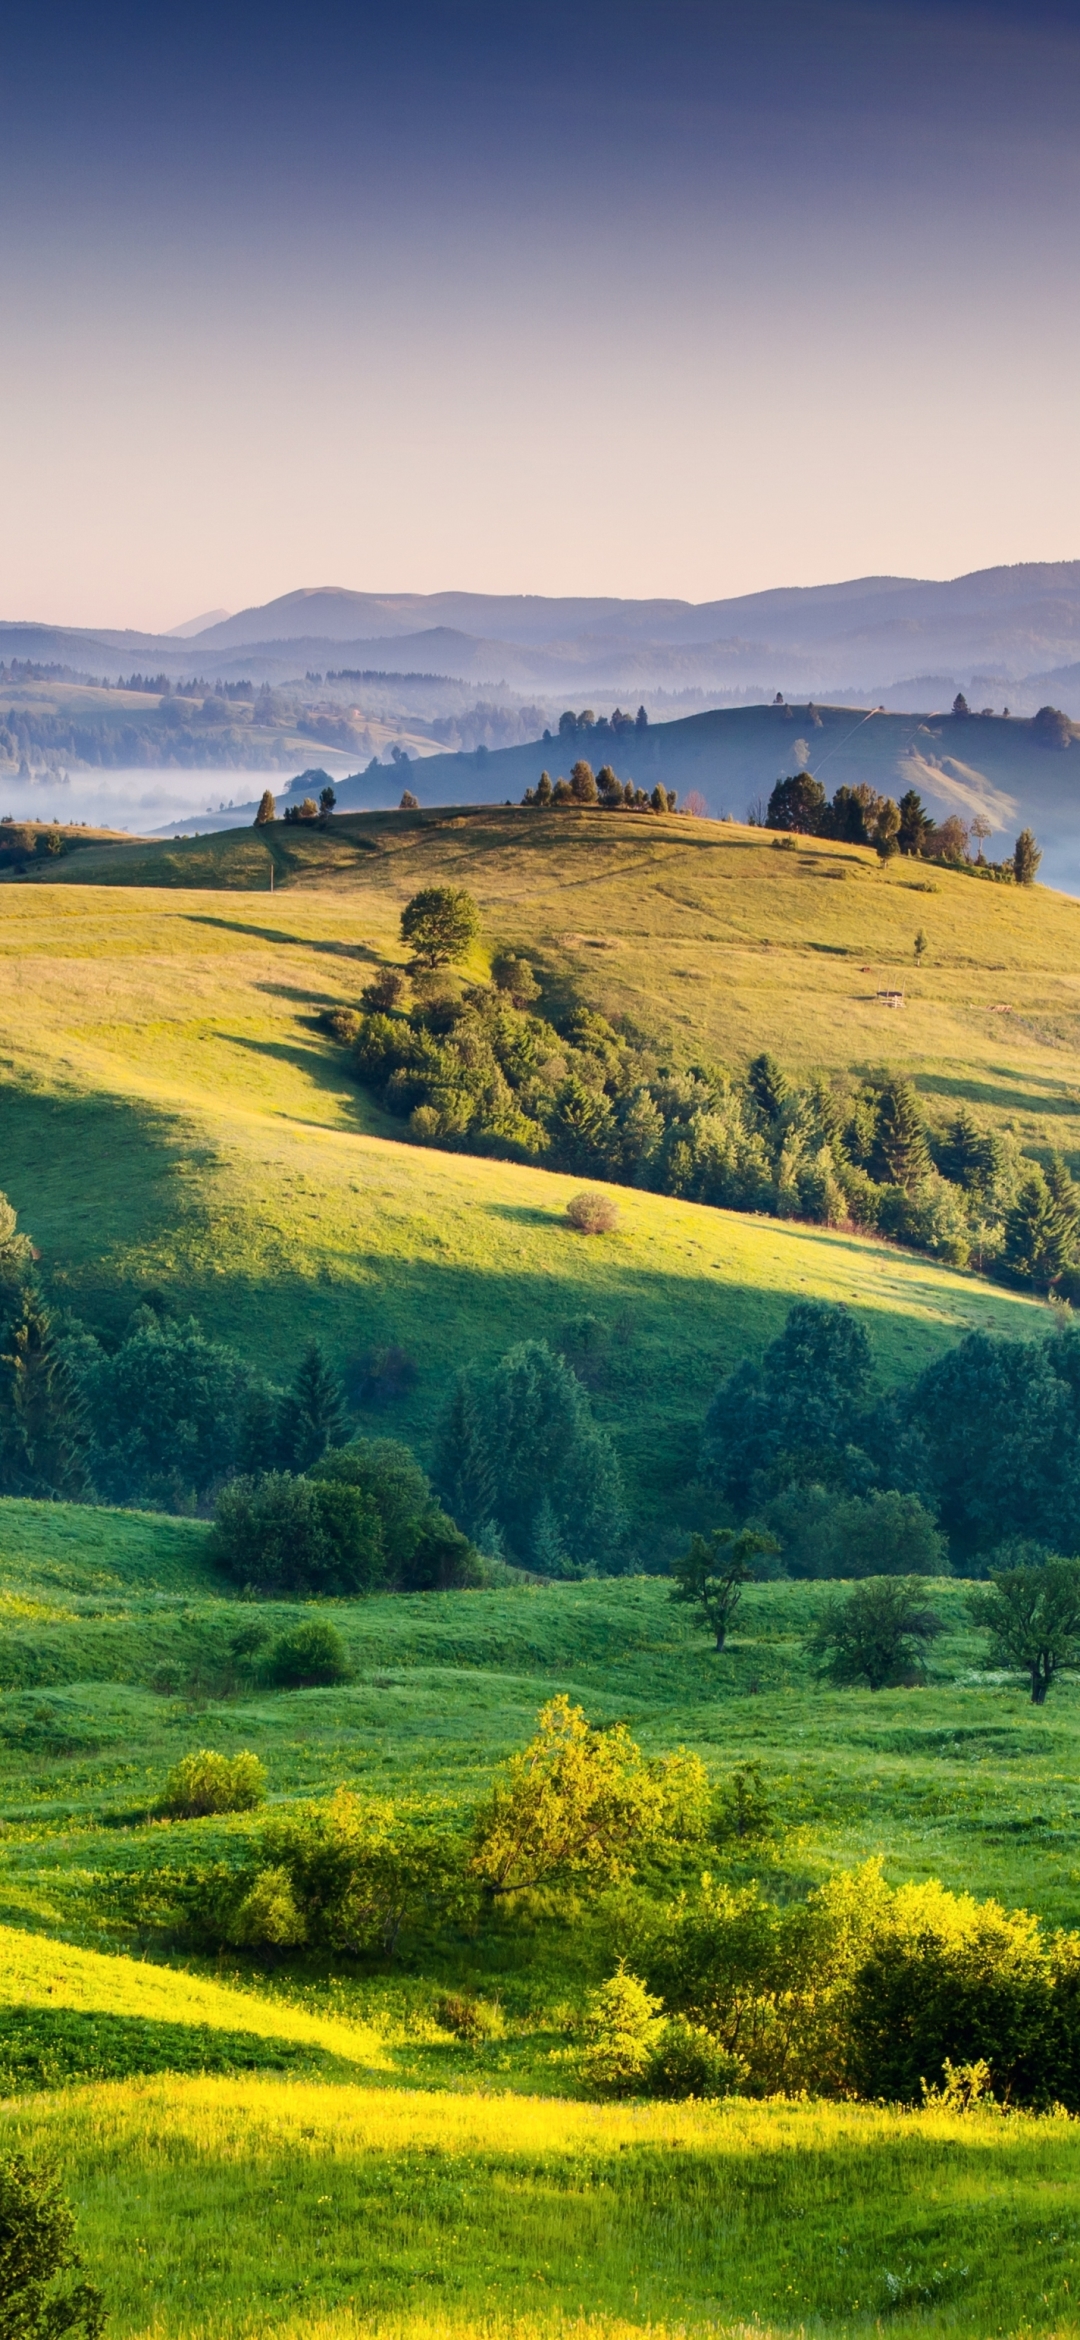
[0,814,1055,1535]
[4,1494,1080,2338]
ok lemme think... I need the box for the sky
[3,0,1080,629]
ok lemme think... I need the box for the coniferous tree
[435,1339,626,1573]
[253,790,276,825]
[1013,828,1042,886]
[871,1080,931,1189]
[431,1367,499,1541]
[897,788,934,855]
[939,1107,1000,1191]
[747,1052,789,1127]
[0,1293,88,1499]
[1005,1172,1074,1288]
[283,1342,347,1471]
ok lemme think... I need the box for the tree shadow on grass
[182,915,380,964]
[917,1067,1080,1117]
[0,2005,341,2091]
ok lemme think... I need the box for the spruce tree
[747,1052,789,1127]
[284,1342,347,1471]
[1013,828,1042,886]
[871,1080,931,1189]
[253,790,276,825]
[1005,1173,1074,1288]
[0,1294,88,1499]
[431,1366,499,1539]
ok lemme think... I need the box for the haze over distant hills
[7,562,1080,710]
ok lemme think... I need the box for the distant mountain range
[7,562,1080,710]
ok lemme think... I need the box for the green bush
[209,1471,385,1596]
[159,1748,267,1818]
[263,1619,350,1687]
[0,2152,105,2340]
[646,2015,746,2100]
[312,1440,484,1590]
[197,1790,471,1958]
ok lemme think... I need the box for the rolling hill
[0,802,1063,1546]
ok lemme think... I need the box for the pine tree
[747,1052,789,1126]
[284,1342,347,1471]
[871,1080,931,1189]
[1013,828,1042,886]
[432,1366,499,1538]
[253,790,276,825]
[1005,1173,1074,1288]
[0,1294,88,1498]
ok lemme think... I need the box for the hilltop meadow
[6,804,1080,2340]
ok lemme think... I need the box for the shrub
[211,1790,470,1957]
[647,2015,745,2100]
[806,1577,943,1688]
[433,1992,503,2043]
[469,1694,709,1898]
[565,1190,619,1235]
[0,2153,105,2340]
[209,1471,386,1597]
[311,1437,483,1590]
[159,1749,267,1819]
[263,1619,350,1687]
[582,1966,663,2094]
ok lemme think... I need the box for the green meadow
[4,812,1080,2337]
[4,1499,1080,2338]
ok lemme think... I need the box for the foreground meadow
[4,2075,1080,2340]
[4,1512,1080,2337]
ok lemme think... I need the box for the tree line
[521,760,676,812]
[765,771,1041,882]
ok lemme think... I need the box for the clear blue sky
[3,0,1079,626]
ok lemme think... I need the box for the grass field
[4,1495,1080,2337]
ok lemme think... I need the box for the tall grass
[3,2076,1079,2339]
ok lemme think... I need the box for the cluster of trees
[434,1338,626,1575]
[700,1298,1080,1574]
[210,1438,483,1596]
[621,1856,1080,2105]
[550,708,648,742]
[521,762,675,813]
[338,911,1074,1294]
[765,772,1041,882]
[0,1202,355,1512]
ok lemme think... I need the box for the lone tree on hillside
[400,886,481,968]
[969,1558,1080,1703]
[0,2151,106,2340]
[253,790,276,825]
[319,785,336,818]
[807,1578,943,1690]
[671,1526,778,1651]
[1013,828,1042,886]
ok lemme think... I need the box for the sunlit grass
[4,2075,1079,2340]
